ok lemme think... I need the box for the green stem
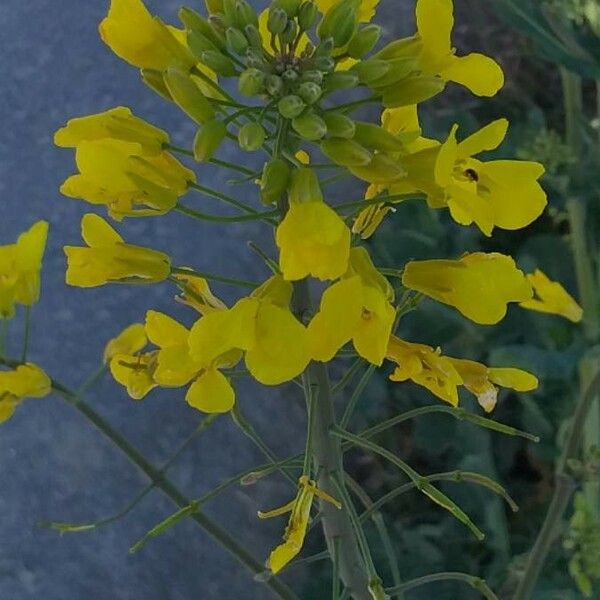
[210,156,256,176]
[325,96,379,114]
[175,203,278,224]
[340,365,376,429]
[335,194,422,214]
[386,572,498,599]
[21,306,31,363]
[170,267,258,289]
[332,359,364,396]
[0,319,7,357]
[188,181,263,217]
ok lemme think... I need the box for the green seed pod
[260,158,291,205]
[163,68,215,124]
[314,37,334,57]
[322,112,356,139]
[265,74,284,97]
[292,111,328,141]
[347,24,381,59]
[267,7,289,35]
[274,0,302,17]
[238,68,265,96]
[235,0,258,28]
[244,24,263,48]
[320,137,372,167]
[141,69,173,101]
[353,59,391,84]
[280,20,298,44]
[226,27,249,54]
[289,167,323,203]
[323,71,359,92]
[204,0,224,14]
[368,57,418,88]
[302,70,324,85]
[353,122,405,152]
[298,2,318,30]
[314,56,335,72]
[278,95,306,118]
[298,82,322,105]
[201,50,238,76]
[238,122,266,152]
[382,76,446,108]
[282,69,299,84]
[187,30,220,58]
[317,0,360,48]
[349,153,406,184]
[193,119,227,161]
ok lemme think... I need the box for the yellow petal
[488,368,538,392]
[440,53,505,97]
[103,323,147,363]
[81,213,123,247]
[145,310,189,347]
[457,119,509,159]
[416,0,453,69]
[110,352,157,399]
[186,368,235,413]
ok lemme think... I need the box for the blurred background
[0,0,599,598]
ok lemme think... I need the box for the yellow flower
[54,107,169,156]
[59,139,195,220]
[258,476,342,574]
[449,358,538,413]
[520,269,584,323]
[386,336,462,406]
[172,269,227,315]
[0,363,51,424]
[0,221,48,319]
[110,351,158,400]
[308,247,396,365]
[315,0,380,22]
[404,120,547,236]
[103,323,148,364]
[402,252,533,325]
[276,168,350,281]
[64,214,171,288]
[189,275,310,386]
[99,0,195,71]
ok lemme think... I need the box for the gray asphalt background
[0,1,410,598]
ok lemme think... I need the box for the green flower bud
[204,0,224,14]
[163,68,215,124]
[353,59,391,84]
[320,137,372,167]
[282,68,300,84]
[317,0,360,48]
[314,56,335,72]
[238,68,265,96]
[347,24,381,59]
[193,120,227,161]
[226,27,249,54]
[201,50,238,76]
[278,95,306,118]
[368,57,418,89]
[382,76,446,108]
[187,30,220,58]
[292,111,328,141]
[260,158,291,205]
[302,70,324,85]
[298,2,318,30]
[353,122,405,152]
[274,0,302,17]
[208,13,228,36]
[235,0,258,28]
[323,71,359,92]
[268,7,289,35]
[222,0,237,26]
[298,82,322,105]
[289,167,323,203]
[314,37,334,57]
[245,47,266,69]
[244,24,263,48]
[238,122,266,151]
[373,37,420,61]
[179,8,225,50]
[322,112,356,139]
[280,20,298,44]
[265,74,284,97]
[141,69,173,101]
[349,153,406,184]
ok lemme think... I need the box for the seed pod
[289,168,323,204]
[347,24,381,58]
[235,0,258,28]
[238,122,266,151]
[278,95,306,118]
[317,0,360,48]
[298,82,322,105]
[193,120,227,161]
[141,69,172,101]
[314,56,335,72]
[320,138,372,167]
[323,71,359,92]
[292,111,328,141]
[244,24,263,48]
[382,76,446,108]
[353,59,391,84]
[163,68,215,124]
[368,57,418,89]
[238,68,265,96]
[226,27,249,54]
[260,158,291,205]
[302,70,324,85]
[322,112,356,139]
[349,153,406,184]
[267,7,289,35]
[201,51,238,76]
[274,0,302,17]
[280,20,298,45]
[265,74,284,97]
[298,2,318,30]
[353,122,405,152]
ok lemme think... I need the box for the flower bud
[314,37,334,57]
[317,0,360,48]
[238,68,265,96]
[323,71,359,92]
[180,7,228,49]
[274,0,302,17]
[235,0,258,28]
[280,20,298,44]
[302,70,324,85]
[322,112,356,138]
[282,68,300,84]
[193,120,227,161]
[226,27,249,54]
[349,153,406,183]
[353,122,405,152]
[201,51,238,76]
[260,158,291,205]
[222,0,237,25]
[289,168,323,203]
[204,0,224,14]
[208,13,228,36]
[368,57,418,88]
[238,122,266,151]
[353,59,391,84]
[347,24,381,59]
[298,82,322,105]
[268,7,289,35]
[244,24,263,48]
[298,2,318,30]
[265,74,284,97]
[314,56,335,72]
[320,138,372,166]
[245,47,266,69]
[382,76,446,108]
[292,111,327,141]
[278,95,306,118]
[188,30,220,57]
[163,68,215,124]
[141,69,172,101]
